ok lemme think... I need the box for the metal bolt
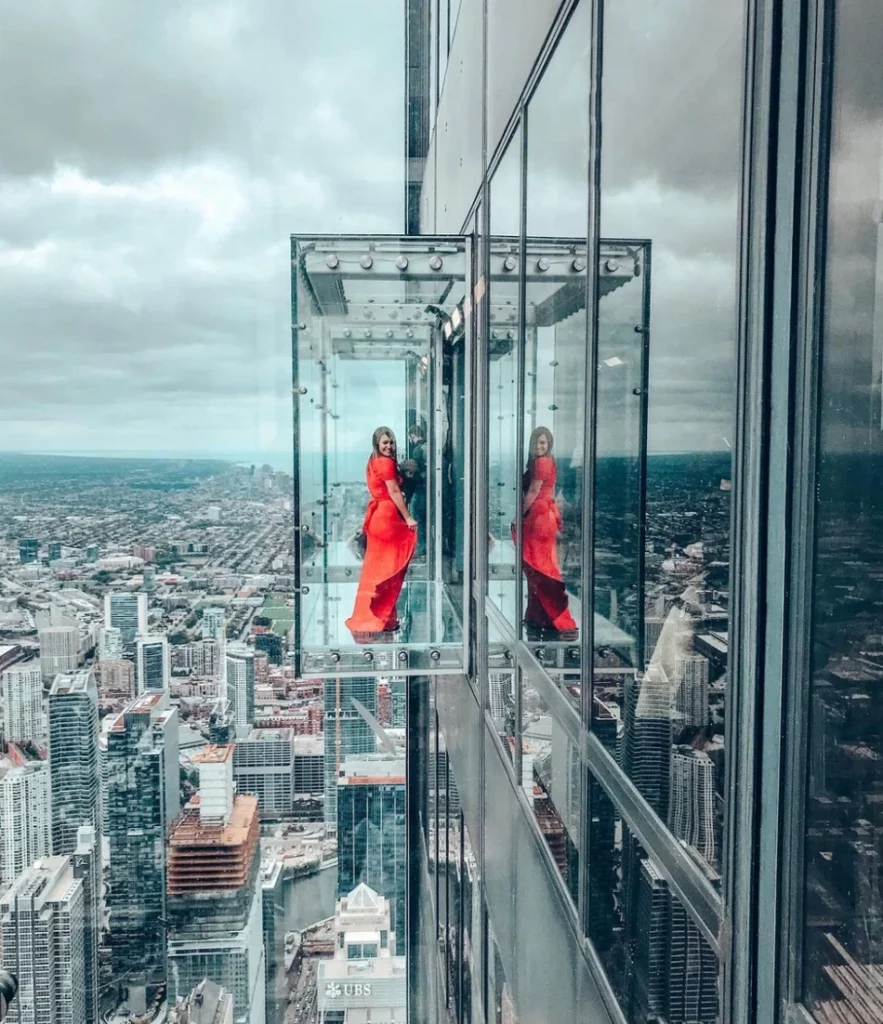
[537,257,550,272]
[360,254,374,269]
[301,586,310,595]
[430,649,441,662]
[395,255,409,271]
[634,325,644,333]
[343,328,352,338]
[572,257,586,272]
[429,255,443,271]
[633,388,643,396]
[503,255,517,272]
[364,329,372,338]
[325,254,339,269]
[330,652,341,663]
[298,386,308,395]
[298,322,307,330]
[398,651,408,662]
[363,651,374,662]
[605,259,620,272]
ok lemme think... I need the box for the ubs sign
[325,982,373,999]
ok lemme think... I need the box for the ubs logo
[325,982,373,999]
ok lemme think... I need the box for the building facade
[285,0,883,1021]
[232,729,294,819]
[337,756,407,946]
[105,690,180,1009]
[0,762,52,886]
[104,592,148,660]
[1,661,43,742]
[135,633,170,693]
[323,677,377,829]
[167,748,265,1024]
[260,860,286,1024]
[225,642,255,738]
[38,626,79,681]
[48,670,101,857]
[0,856,87,1024]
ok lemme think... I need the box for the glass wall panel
[292,236,468,675]
[598,0,744,890]
[586,778,721,1024]
[520,666,581,903]
[488,614,516,764]
[520,2,591,654]
[799,1,883,1018]
[486,132,522,625]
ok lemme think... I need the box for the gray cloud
[0,0,404,461]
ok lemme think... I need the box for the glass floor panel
[486,581,637,674]
[299,580,464,677]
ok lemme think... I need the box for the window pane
[487,131,522,626]
[586,773,721,1024]
[598,0,744,888]
[521,3,590,652]
[520,667,581,903]
[800,0,883,1017]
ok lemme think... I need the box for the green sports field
[261,597,294,635]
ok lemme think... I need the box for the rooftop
[192,744,234,764]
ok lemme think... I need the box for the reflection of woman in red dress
[519,426,577,638]
[346,427,417,641]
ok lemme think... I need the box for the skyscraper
[260,860,286,1024]
[337,754,407,943]
[18,538,39,564]
[39,625,79,681]
[48,670,101,857]
[135,633,170,693]
[72,824,101,1024]
[324,677,377,827]
[0,761,51,886]
[1,661,43,742]
[99,626,124,660]
[106,690,180,1010]
[202,606,226,640]
[623,665,673,820]
[104,592,148,660]
[202,607,227,699]
[233,729,294,818]
[674,654,710,730]
[226,642,255,738]
[48,541,63,561]
[0,856,87,1024]
[668,746,717,868]
[632,857,719,1024]
[316,884,406,1024]
[167,747,266,1024]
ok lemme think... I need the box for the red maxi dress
[346,455,417,638]
[520,455,577,633]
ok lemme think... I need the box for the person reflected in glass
[518,426,578,640]
[406,422,427,558]
[346,427,417,642]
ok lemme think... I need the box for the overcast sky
[0,0,747,465]
[0,0,404,463]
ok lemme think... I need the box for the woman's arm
[522,479,543,515]
[385,478,417,527]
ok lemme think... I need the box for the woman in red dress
[519,426,578,638]
[346,427,418,641]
